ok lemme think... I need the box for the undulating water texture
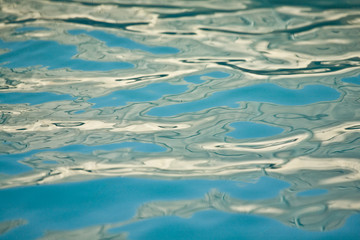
[0,0,360,239]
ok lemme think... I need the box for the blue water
[0,177,359,240]
[342,75,360,85]
[54,142,166,153]
[297,189,328,197]
[227,121,284,139]
[15,27,49,32]
[0,92,75,105]
[0,142,165,174]
[148,83,340,116]
[69,29,179,54]
[114,211,360,240]
[0,39,133,71]
[90,83,188,108]
[1,0,360,239]
[184,71,230,84]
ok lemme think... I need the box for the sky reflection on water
[0,0,360,239]
[89,82,188,108]
[69,29,180,55]
[0,92,75,105]
[0,39,133,71]
[1,177,359,240]
[147,83,340,116]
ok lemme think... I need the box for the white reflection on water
[0,119,191,132]
[1,0,360,238]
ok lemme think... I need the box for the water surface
[0,0,360,239]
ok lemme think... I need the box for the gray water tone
[0,0,360,239]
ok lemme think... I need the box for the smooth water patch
[1,177,358,240]
[0,178,248,239]
[69,29,179,54]
[15,26,49,32]
[148,83,340,117]
[0,142,165,174]
[0,156,33,174]
[0,92,75,105]
[74,110,86,114]
[297,189,328,197]
[89,82,188,108]
[56,142,166,153]
[42,160,58,164]
[228,176,290,200]
[0,39,133,71]
[227,121,284,139]
[342,75,360,85]
[113,210,360,240]
[184,71,230,84]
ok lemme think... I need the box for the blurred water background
[0,0,360,239]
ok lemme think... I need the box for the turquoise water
[1,0,360,239]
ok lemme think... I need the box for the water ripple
[1,0,360,238]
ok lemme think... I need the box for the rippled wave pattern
[1,0,360,239]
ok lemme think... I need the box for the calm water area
[0,0,360,239]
